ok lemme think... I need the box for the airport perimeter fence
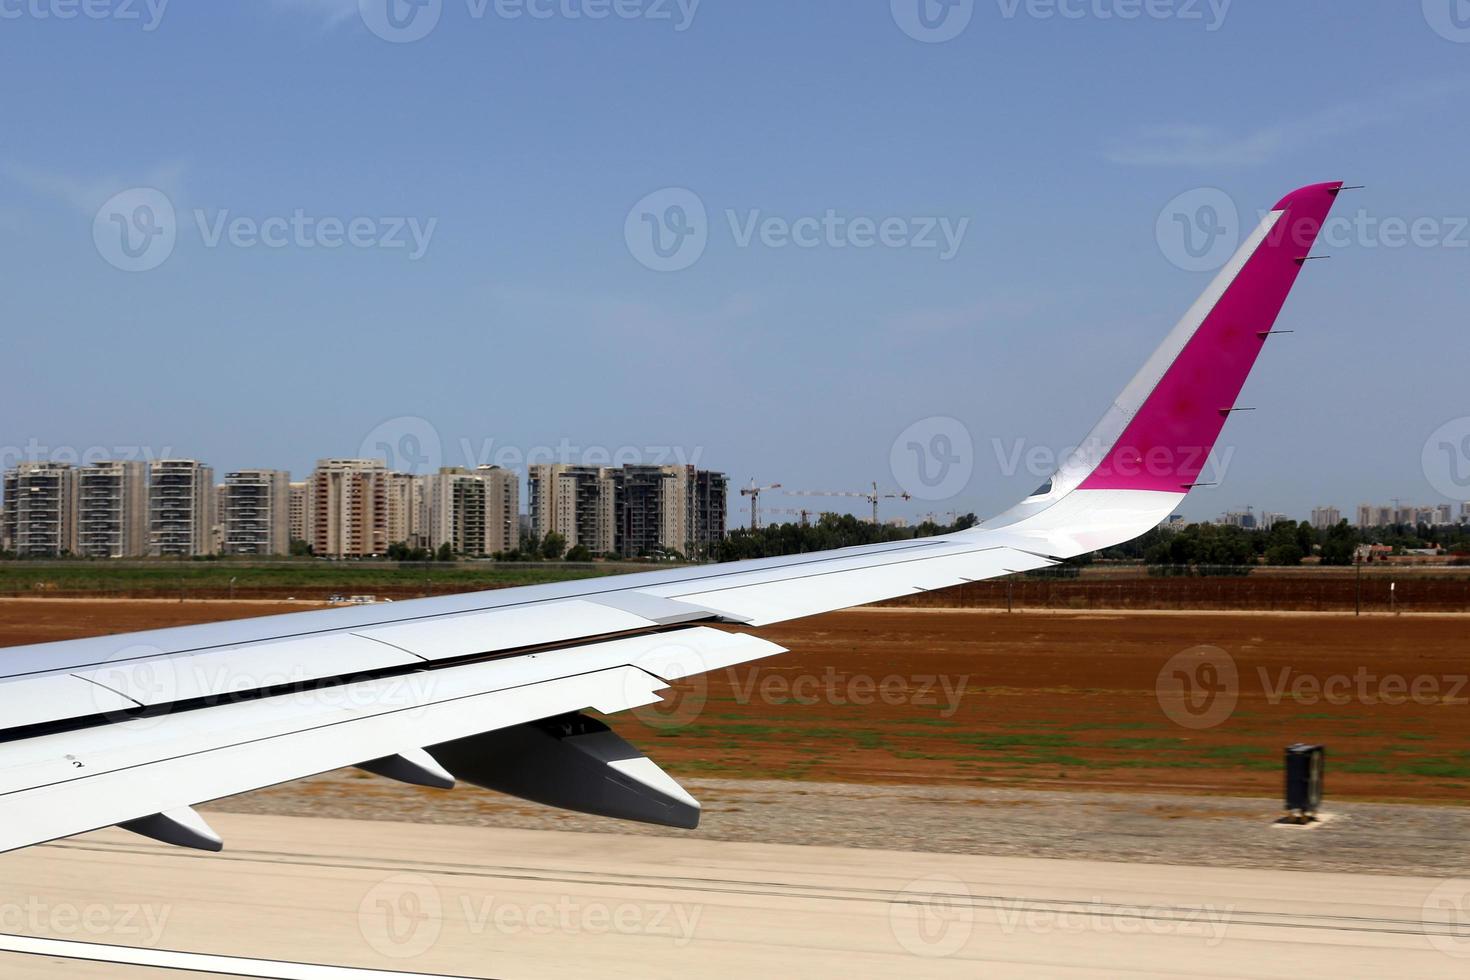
[878,565,1470,614]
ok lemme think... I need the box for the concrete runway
[0,812,1466,978]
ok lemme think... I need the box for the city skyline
[0,456,729,558]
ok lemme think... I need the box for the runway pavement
[0,812,1467,978]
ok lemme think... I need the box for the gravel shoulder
[208,771,1470,878]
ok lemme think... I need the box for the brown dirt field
[1,600,1467,805]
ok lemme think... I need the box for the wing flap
[351,599,656,661]
[0,673,140,729]
[0,626,784,853]
[72,631,426,711]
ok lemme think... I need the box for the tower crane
[739,480,782,530]
[786,482,913,526]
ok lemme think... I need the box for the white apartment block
[308,459,390,558]
[149,460,216,557]
[529,464,617,554]
[618,465,692,557]
[1356,503,1457,528]
[385,471,425,551]
[223,470,291,556]
[1310,506,1342,530]
[75,460,149,558]
[2,462,77,557]
[528,463,727,558]
[424,467,520,556]
[288,481,309,545]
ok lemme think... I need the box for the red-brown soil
[1,600,1466,804]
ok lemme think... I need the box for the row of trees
[381,532,595,564]
[713,513,979,562]
[715,513,1470,568]
[1100,520,1470,568]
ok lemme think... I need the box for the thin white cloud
[270,0,360,29]
[3,161,188,215]
[1105,78,1469,168]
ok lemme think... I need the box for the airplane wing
[0,183,1344,854]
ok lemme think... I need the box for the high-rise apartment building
[424,467,520,556]
[288,481,309,546]
[149,460,216,557]
[308,459,390,558]
[223,470,291,556]
[617,465,691,558]
[76,460,149,558]
[2,462,77,557]
[528,464,616,554]
[1310,506,1342,530]
[529,463,727,558]
[384,471,425,551]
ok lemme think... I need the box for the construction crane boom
[784,482,913,526]
[738,480,782,530]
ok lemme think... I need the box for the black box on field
[1285,743,1326,816]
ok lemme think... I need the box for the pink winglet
[1078,182,1343,492]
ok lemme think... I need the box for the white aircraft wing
[0,182,1344,854]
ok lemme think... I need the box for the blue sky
[1,0,1467,524]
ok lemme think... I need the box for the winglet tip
[1273,181,1345,211]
